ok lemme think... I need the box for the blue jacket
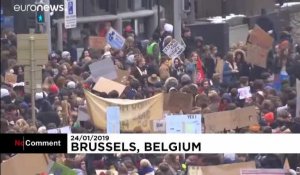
[223,61,237,85]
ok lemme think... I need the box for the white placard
[64,0,77,29]
[238,86,252,99]
[162,39,185,59]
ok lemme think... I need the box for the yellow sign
[84,90,164,132]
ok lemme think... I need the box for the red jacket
[196,56,205,83]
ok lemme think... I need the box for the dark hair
[108,90,119,98]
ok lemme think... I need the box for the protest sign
[246,25,274,68]
[84,90,164,132]
[106,28,125,49]
[162,39,185,59]
[1,154,49,175]
[77,105,90,121]
[89,58,117,81]
[188,161,256,175]
[107,106,121,133]
[204,106,258,133]
[165,92,193,113]
[166,114,202,133]
[297,79,300,118]
[240,169,290,175]
[89,36,106,50]
[93,77,126,96]
[238,86,252,99]
[4,73,17,84]
[152,119,166,133]
[47,126,71,134]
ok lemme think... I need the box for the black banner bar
[0,134,68,153]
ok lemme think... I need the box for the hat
[67,81,76,89]
[1,88,10,98]
[49,84,59,94]
[148,74,161,85]
[125,25,133,33]
[164,23,173,33]
[264,112,274,125]
[61,51,70,59]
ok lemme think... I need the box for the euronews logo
[14,4,64,12]
[14,4,64,24]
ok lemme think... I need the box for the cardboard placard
[93,77,126,97]
[4,73,17,84]
[240,169,290,175]
[166,114,202,133]
[89,36,106,50]
[165,92,193,113]
[204,106,258,133]
[162,39,185,59]
[246,25,274,68]
[89,59,117,81]
[188,161,256,175]
[1,154,49,175]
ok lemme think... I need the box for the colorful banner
[84,90,164,132]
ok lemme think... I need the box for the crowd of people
[1,21,300,174]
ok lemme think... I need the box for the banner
[246,25,274,68]
[204,106,258,133]
[188,161,256,175]
[166,114,202,133]
[84,90,164,132]
[297,79,300,118]
[89,36,106,50]
[1,154,49,175]
[240,169,290,175]
[162,39,185,59]
[106,28,125,49]
[89,58,117,81]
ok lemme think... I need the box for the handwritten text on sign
[162,39,185,59]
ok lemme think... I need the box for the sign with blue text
[166,114,202,134]
[106,28,125,49]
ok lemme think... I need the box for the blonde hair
[140,159,151,167]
